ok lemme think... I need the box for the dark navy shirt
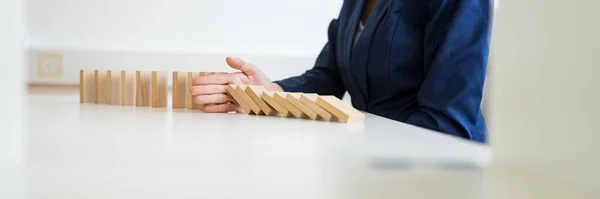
[275,0,493,143]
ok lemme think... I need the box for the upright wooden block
[108,70,121,105]
[80,70,96,103]
[300,94,333,121]
[261,91,291,117]
[245,85,276,116]
[172,71,187,109]
[136,71,152,107]
[227,84,253,114]
[95,70,110,104]
[235,85,263,115]
[121,71,136,106]
[316,96,365,123]
[273,92,306,119]
[186,72,203,110]
[286,93,318,120]
[152,71,168,108]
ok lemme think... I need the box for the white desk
[0,94,583,199]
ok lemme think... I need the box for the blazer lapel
[343,0,367,109]
[350,0,391,108]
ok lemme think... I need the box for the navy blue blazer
[274,0,492,143]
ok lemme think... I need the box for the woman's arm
[405,0,493,141]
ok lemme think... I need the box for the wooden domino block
[108,70,121,105]
[273,92,306,119]
[95,70,110,104]
[316,96,365,123]
[245,85,276,116]
[261,91,291,117]
[172,71,187,109]
[121,71,136,106]
[299,94,333,121]
[286,93,318,120]
[152,71,167,108]
[227,84,253,114]
[80,70,96,103]
[136,71,152,107]
[186,72,203,110]
[235,85,263,115]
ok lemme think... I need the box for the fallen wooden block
[316,96,365,123]
[172,71,187,109]
[261,91,291,117]
[286,93,318,120]
[120,71,136,106]
[227,84,253,114]
[245,85,276,116]
[274,92,306,119]
[152,71,167,108]
[300,93,333,121]
[136,71,152,107]
[95,70,110,104]
[80,70,96,103]
[235,85,263,115]
[108,70,121,105]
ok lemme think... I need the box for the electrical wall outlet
[37,53,63,78]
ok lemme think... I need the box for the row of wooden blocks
[225,85,364,123]
[80,69,365,123]
[80,70,224,109]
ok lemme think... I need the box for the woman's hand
[189,57,283,113]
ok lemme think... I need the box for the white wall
[27,0,342,57]
[26,0,343,85]
[0,0,26,166]
[488,0,599,195]
[0,2,26,198]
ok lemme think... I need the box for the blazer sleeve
[405,0,493,140]
[273,19,346,99]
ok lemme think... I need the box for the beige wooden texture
[300,94,333,121]
[227,84,253,114]
[273,92,306,119]
[261,91,291,117]
[136,71,152,107]
[109,70,121,105]
[286,93,318,120]
[152,71,168,108]
[95,70,110,104]
[172,71,187,109]
[79,70,96,103]
[186,72,193,109]
[316,96,365,123]
[121,71,136,106]
[245,85,276,116]
[235,85,263,115]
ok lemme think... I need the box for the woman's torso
[335,0,426,121]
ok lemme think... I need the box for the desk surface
[0,94,585,199]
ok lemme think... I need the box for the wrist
[266,82,284,92]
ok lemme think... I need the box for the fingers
[189,85,229,96]
[203,103,243,113]
[193,73,232,85]
[193,94,234,105]
[226,57,258,75]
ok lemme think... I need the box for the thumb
[226,57,258,75]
